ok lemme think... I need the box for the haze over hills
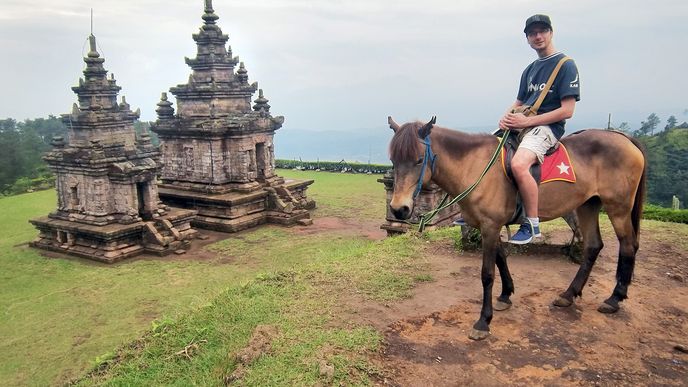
[274,121,611,164]
[272,111,665,165]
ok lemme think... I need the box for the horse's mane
[389,121,494,162]
[389,122,424,162]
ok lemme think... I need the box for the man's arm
[501,96,576,130]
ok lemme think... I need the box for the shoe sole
[508,234,542,245]
[508,238,532,245]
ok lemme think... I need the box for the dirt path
[325,220,688,386]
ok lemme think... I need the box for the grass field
[1,170,425,385]
[3,170,683,386]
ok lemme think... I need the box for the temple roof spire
[202,0,219,27]
[87,34,100,58]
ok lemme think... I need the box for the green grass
[281,169,386,219]
[78,232,425,385]
[0,170,426,386]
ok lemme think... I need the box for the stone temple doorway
[136,181,153,220]
[256,142,266,181]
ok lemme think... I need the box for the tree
[636,113,660,136]
[0,116,62,193]
[665,115,678,130]
[18,115,66,146]
[0,118,17,132]
[618,122,631,133]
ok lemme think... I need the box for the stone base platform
[158,178,315,233]
[29,208,198,263]
[378,173,461,236]
[380,212,459,235]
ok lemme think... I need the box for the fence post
[672,195,680,210]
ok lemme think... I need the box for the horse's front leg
[469,226,501,340]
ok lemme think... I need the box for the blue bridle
[413,133,437,199]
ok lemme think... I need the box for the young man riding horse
[501,14,580,244]
[387,14,645,341]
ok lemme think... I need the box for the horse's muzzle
[391,205,412,220]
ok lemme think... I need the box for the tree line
[608,112,688,208]
[0,117,63,195]
[0,116,152,195]
[0,114,686,208]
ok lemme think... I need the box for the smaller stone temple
[30,34,198,263]
[151,0,314,232]
[378,171,461,235]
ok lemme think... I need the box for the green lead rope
[417,129,511,232]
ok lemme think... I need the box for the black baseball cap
[524,14,552,33]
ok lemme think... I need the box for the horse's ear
[418,116,436,138]
[388,116,401,132]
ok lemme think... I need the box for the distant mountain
[274,127,392,165]
[274,125,494,165]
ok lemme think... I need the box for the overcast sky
[1,0,687,132]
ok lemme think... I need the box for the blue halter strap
[413,133,437,199]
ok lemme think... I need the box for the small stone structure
[30,34,198,263]
[378,170,461,235]
[151,0,314,232]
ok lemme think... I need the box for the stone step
[297,218,313,226]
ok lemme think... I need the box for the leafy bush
[5,173,54,195]
[276,159,392,174]
[643,204,688,224]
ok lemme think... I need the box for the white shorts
[519,125,557,164]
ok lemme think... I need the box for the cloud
[1,0,687,130]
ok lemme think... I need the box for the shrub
[642,204,688,224]
[276,159,391,174]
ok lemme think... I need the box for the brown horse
[387,116,646,340]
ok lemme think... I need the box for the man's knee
[511,150,537,172]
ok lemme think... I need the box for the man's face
[525,24,552,51]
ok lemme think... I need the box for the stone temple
[30,34,198,263]
[151,0,315,232]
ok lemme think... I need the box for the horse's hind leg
[553,198,604,307]
[494,243,514,311]
[598,209,639,314]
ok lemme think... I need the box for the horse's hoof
[552,296,573,307]
[468,329,490,341]
[494,300,512,311]
[597,302,619,314]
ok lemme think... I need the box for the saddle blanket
[501,143,576,184]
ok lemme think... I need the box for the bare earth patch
[303,219,687,386]
[292,216,388,241]
[225,325,279,384]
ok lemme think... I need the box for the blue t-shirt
[517,52,580,139]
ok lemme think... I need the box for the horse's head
[387,116,437,220]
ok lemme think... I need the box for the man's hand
[502,112,532,129]
[499,112,530,130]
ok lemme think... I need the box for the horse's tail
[626,134,647,240]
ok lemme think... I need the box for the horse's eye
[415,158,423,165]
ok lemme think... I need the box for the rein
[413,134,437,199]
[416,129,511,232]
